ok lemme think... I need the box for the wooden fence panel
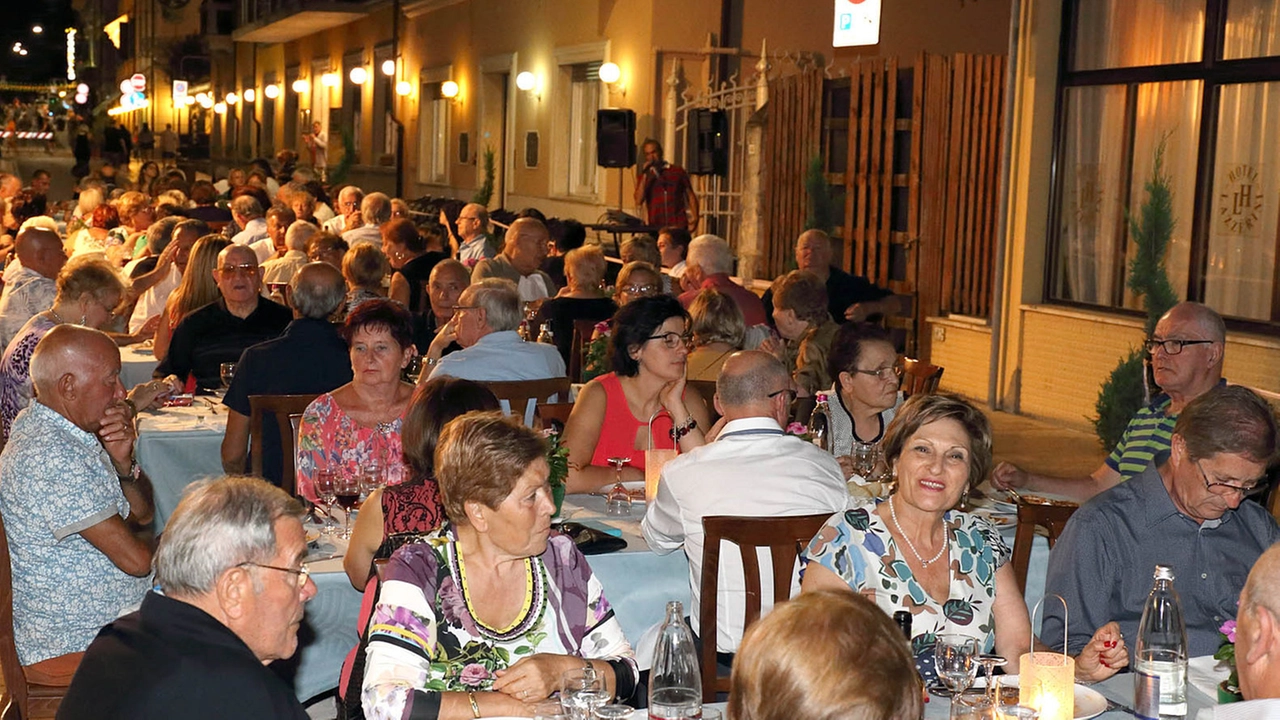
[762,68,823,280]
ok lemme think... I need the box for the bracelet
[669,417,697,441]
[468,691,481,719]
[426,356,439,367]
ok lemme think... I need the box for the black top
[541,256,568,289]
[395,251,448,313]
[532,296,617,365]
[156,297,293,390]
[412,311,462,360]
[223,318,354,486]
[186,205,234,224]
[57,592,309,720]
[761,265,893,326]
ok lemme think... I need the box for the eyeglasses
[239,562,311,588]
[647,331,693,349]
[767,387,797,404]
[1144,338,1215,355]
[340,201,360,210]
[622,284,659,295]
[1195,460,1266,498]
[218,264,258,276]
[852,365,903,381]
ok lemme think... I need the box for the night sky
[0,1,77,85]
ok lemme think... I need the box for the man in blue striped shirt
[993,302,1225,503]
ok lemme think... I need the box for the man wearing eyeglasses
[643,351,848,660]
[322,185,364,235]
[1041,385,1279,661]
[58,476,316,719]
[155,244,291,390]
[993,302,1227,502]
[449,202,497,266]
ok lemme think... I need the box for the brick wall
[925,318,992,403]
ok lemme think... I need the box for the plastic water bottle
[807,392,831,452]
[649,601,701,720]
[1134,565,1188,718]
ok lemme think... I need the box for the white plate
[977,675,1107,720]
[621,480,645,492]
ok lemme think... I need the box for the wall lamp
[321,72,340,88]
[264,84,280,99]
[516,71,540,99]
[350,66,369,85]
[598,62,625,97]
[292,78,309,94]
[441,80,459,101]
[242,88,256,103]
[396,80,413,97]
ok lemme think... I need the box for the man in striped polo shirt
[993,302,1224,502]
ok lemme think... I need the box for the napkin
[1187,654,1229,698]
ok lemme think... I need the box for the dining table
[119,343,160,390]
[135,397,229,530]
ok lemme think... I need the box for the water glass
[592,705,633,720]
[561,668,609,720]
[951,695,995,720]
[532,700,568,720]
[852,442,877,477]
[935,634,979,697]
[219,362,236,389]
[360,462,385,497]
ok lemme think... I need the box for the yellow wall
[926,317,992,405]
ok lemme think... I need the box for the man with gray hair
[677,233,766,326]
[230,195,269,248]
[221,262,352,482]
[342,192,392,248]
[58,476,314,719]
[323,184,364,234]
[1042,384,1280,660]
[262,220,317,286]
[449,202,497,264]
[127,218,208,334]
[643,350,847,655]
[1209,543,1280,717]
[425,278,565,386]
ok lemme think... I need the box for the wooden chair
[901,358,944,397]
[1010,501,1079,594]
[0,514,70,719]
[568,319,599,383]
[481,377,571,427]
[536,402,576,432]
[698,513,831,702]
[249,393,320,497]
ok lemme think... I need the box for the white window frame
[552,42,609,200]
[417,65,453,186]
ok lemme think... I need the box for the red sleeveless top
[589,373,677,471]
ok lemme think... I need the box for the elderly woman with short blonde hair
[531,245,617,364]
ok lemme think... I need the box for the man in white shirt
[341,192,391,248]
[323,185,363,235]
[229,196,274,263]
[1201,544,1280,719]
[471,217,556,303]
[642,350,849,656]
[425,278,565,398]
[262,220,317,287]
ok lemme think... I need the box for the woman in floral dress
[296,299,416,502]
[362,412,638,718]
[802,393,1128,683]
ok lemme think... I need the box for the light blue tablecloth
[135,402,227,531]
[119,345,159,389]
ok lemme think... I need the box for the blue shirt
[1041,457,1280,658]
[429,330,565,383]
[0,402,150,664]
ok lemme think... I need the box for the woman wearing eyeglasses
[562,295,711,494]
[824,322,904,480]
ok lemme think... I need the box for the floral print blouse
[361,527,638,719]
[295,393,405,503]
[804,498,1010,679]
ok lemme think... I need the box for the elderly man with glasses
[449,202,497,266]
[642,350,849,665]
[155,244,291,390]
[58,476,316,719]
[1040,384,1280,661]
[994,301,1227,502]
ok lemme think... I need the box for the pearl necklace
[888,495,948,567]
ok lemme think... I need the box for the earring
[79,314,86,325]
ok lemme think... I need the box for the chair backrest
[0,511,31,718]
[416,280,432,315]
[249,393,320,497]
[568,319,599,383]
[481,377,571,427]
[1010,501,1078,594]
[698,513,831,702]
[537,402,576,433]
[901,358,944,397]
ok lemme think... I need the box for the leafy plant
[472,146,495,207]
[329,127,357,185]
[1092,139,1179,451]
[1215,619,1240,696]
[544,429,569,491]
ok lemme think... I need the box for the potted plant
[1215,619,1244,703]
[544,427,570,517]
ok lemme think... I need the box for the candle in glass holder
[1018,652,1074,720]
[644,449,676,502]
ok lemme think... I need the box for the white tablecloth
[135,400,227,530]
[119,344,159,389]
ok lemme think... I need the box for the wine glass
[333,473,361,539]
[604,456,631,516]
[852,442,877,478]
[313,469,337,536]
[977,654,1007,703]
[219,362,236,390]
[951,694,995,720]
[560,668,608,720]
[935,634,979,698]
[359,461,384,499]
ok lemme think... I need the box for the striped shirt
[1105,393,1176,480]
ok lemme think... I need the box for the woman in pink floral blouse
[295,299,417,502]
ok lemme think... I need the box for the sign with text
[833,0,882,47]
[173,80,188,106]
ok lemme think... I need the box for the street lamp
[32,25,42,34]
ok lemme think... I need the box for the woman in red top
[562,295,711,494]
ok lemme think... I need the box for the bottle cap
[1153,564,1175,581]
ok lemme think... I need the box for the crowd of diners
[0,157,1276,720]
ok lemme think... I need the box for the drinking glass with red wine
[333,473,362,540]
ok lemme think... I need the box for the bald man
[156,244,291,390]
[642,350,848,656]
[0,325,152,683]
[0,226,67,347]
[1215,543,1280,718]
[994,301,1227,502]
[471,217,558,302]
[761,229,899,326]
[450,202,497,264]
